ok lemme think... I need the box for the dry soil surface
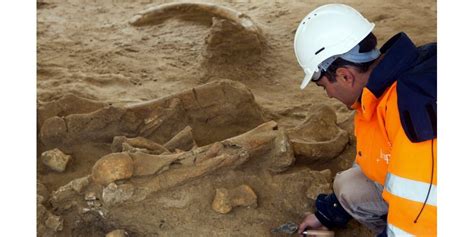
[37,0,436,236]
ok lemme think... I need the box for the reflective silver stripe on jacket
[387,224,414,237]
[385,173,437,206]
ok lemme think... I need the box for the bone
[288,104,349,161]
[143,152,247,193]
[225,121,278,151]
[129,152,182,177]
[163,126,197,152]
[267,129,295,173]
[37,93,106,128]
[129,2,262,37]
[57,121,293,206]
[139,121,285,196]
[111,136,169,154]
[40,80,265,147]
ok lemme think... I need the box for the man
[293,4,436,236]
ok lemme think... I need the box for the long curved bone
[129,2,261,35]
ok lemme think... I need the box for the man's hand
[298,212,327,236]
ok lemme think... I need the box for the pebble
[41,148,72,172]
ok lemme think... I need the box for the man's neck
[354,55,385,105]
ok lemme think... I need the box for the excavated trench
[37,1,436,236]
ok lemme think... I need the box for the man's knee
[331,166,388,233]
[333,167,360,201]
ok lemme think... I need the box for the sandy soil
[37,0,436,236]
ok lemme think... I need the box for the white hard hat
[294,4,376,89]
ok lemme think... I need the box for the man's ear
[335,67,355,86]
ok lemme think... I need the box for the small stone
[231,185,258,208]
[92,153,133,185]
[41,148,72,172]
[268,130,295,173]
[212,184,257,214]
[106,229,128,237]
[102,182,134,206]
[212,188,232,214]
[45,214,63,232]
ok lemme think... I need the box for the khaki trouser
[333,165,388,234]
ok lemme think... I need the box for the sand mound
[130,2,266,82]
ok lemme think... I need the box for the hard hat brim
[300,68,321,90]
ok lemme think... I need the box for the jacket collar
[366,32,419,98]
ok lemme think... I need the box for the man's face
[313,69,361,108]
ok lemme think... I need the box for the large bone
[50,121,294,209]
[288,104,349,161]
[37,94,106,128]
[129,2,262,37]
[40,80,266,147]
[134,121,279,173]
[129,152,182,177]
[133,121,294,198]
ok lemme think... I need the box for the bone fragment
[164,126,197,152]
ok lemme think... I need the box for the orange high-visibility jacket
[353,33,437,236]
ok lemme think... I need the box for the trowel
[271,222,335,236]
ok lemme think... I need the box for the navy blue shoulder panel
[366,32,437,142]
[397,43,437,142]
[367,33,419,98]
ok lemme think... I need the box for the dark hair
[325,32,378,82]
